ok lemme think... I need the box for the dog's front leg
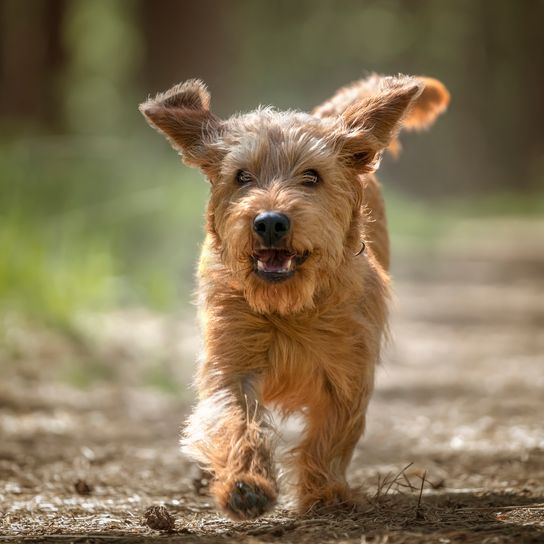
[294,391,368,513]
[182,373,277,520]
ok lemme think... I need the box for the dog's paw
[213,475,277,521]
[227,480,272,520]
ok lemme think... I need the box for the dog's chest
[260,310,369,411]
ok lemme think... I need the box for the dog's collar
[354,240,366,256]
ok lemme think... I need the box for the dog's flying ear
[337,76,423,173]
[139,79,223,174]
[402,77,450,131]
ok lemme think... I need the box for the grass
[0,136,208,327]
[384,186,544,249]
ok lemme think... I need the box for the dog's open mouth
[253,249,309,282]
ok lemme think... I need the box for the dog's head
[140,77,423,315]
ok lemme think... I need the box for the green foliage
[62,0,143,134]
[0,138,208,327]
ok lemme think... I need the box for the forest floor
[1,218,543,543]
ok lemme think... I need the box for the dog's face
[140,78,422,314]
[206,110,369,316]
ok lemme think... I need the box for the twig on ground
[415,470,427,520]
[384,462,414,496]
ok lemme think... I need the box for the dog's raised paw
[225,479,275,520]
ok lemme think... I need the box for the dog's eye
[236,170,253,185]
[301,169,320,186]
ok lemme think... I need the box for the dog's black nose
[253,212,290,245]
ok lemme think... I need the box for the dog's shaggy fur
[140,74,449,520]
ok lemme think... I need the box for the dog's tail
[312,74,450,155]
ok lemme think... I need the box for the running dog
[140,73,449,519]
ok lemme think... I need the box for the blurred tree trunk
[485,0,544,190]
[519,0,544,189]
[139,0,234,113]
[0,0,66,129]
[452,0,544,192]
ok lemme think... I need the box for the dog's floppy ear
[139,79,223,175]
[337,76,423,173]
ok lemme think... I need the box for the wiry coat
[140,74,449,519]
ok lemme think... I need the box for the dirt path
[1,219,543,543]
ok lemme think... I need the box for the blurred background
[0,0,543,388]
[1,2,544,539]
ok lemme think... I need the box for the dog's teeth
[256,255,294,274]
[255,253,298,274]
[276,258,293,273]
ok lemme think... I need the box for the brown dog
[140,74,449,520]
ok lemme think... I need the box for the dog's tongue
[256,250,294,273]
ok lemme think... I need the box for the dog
[140,73,449,520]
